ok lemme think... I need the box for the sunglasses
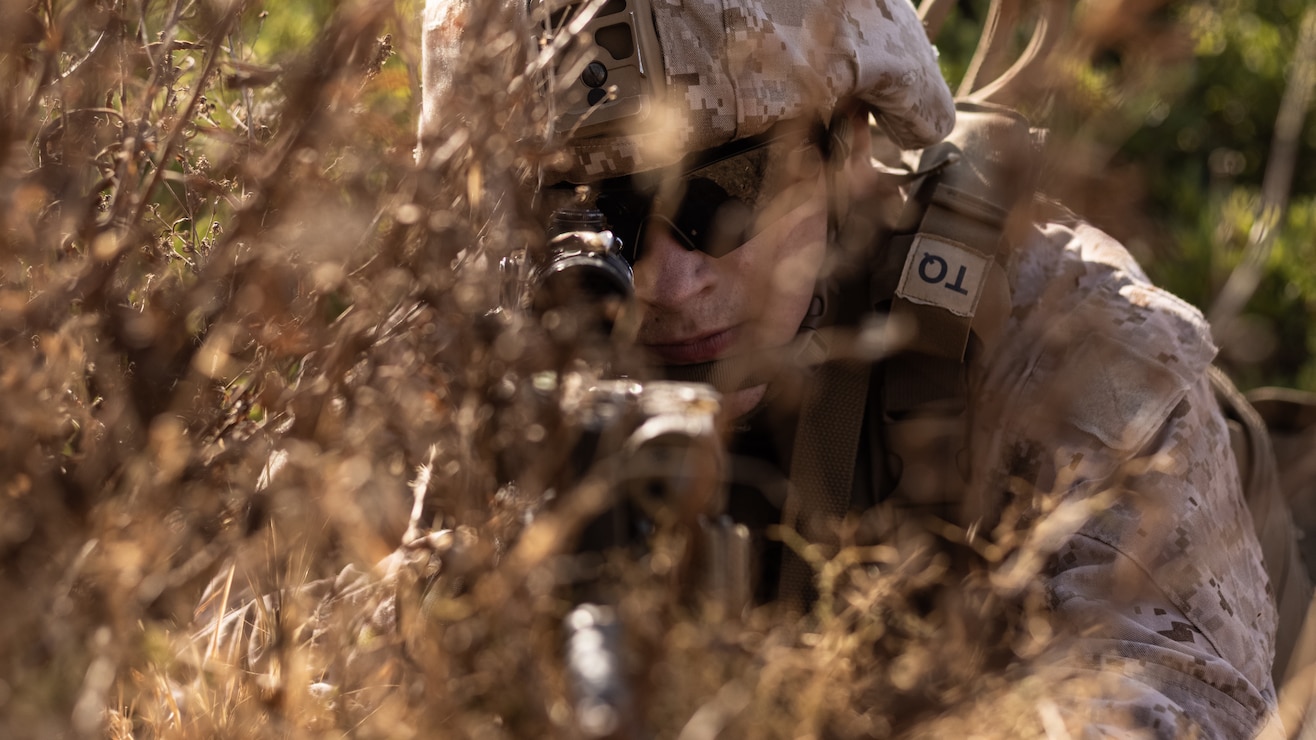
[563,129,824,265]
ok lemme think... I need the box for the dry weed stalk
[0,2,1174,738]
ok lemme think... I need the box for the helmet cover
[421,0,956,181]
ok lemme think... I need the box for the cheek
[770,214,826,302]
[736,204,827,344]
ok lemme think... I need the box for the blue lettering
[918,253,948,284]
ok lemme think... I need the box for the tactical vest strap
[888,103,1036,362]
[890,186,1006,359]
[777,103,1038,607]
[1245,386,1316,729]
[1211,366,1313,687]
[873,104,1036,517]
[778,358,872,609]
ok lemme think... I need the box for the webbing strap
[889,183,1007,361]
[1211,366,1314,687]
[773,103,1035,609]
[777,359,872,609]
[888,103,1035,361]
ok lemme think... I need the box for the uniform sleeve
[1043,378,1280,738]
[965,220,1281,738]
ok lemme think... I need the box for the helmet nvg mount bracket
[532,0,666,141]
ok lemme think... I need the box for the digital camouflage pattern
[186,218,1285,739]
[571,0,955,180]
[415,1,1281,735]
[959,216,1281,737]
[419,0,957,181]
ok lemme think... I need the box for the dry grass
[0,2,1213,738]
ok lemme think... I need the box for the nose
[631,225,716,311]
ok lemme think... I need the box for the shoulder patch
[895,233,990,318]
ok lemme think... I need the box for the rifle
[498,195,754,738]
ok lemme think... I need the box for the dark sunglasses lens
[597,178,754,263]
[668,178,751,258]
[591,134,802,263]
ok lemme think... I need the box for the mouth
[643,327,739,365]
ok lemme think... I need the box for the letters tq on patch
[895,234,990,318]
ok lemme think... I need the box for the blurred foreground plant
[0,1,1288,739]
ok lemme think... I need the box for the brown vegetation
[0,1,1253,738]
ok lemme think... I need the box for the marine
[418,0,1284,735]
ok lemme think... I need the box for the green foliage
[1088,0,1314,388]
[939,0,1316,390]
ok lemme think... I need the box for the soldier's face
[631,172,828,419]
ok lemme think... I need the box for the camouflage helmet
[421,0,955,181]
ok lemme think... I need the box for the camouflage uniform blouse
[965,215,1281,737]
[191,217,1283,738]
